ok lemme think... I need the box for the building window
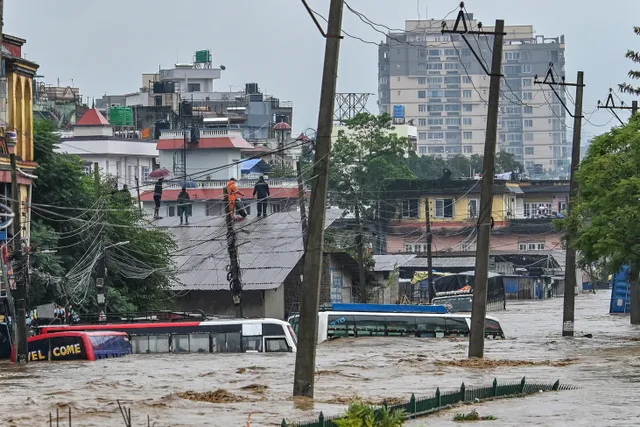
[504,52,521,60]
[462,76,472,84]
[418,77,426,85]
[142,166,151,182]
[428,118,443,126]
[418,49,427,58]
[418,118,427,127]
[206,202,221,216]
[463,117,472,126]
[463,104,473,112]
[418,132,427,140]
[428,90,443,98]
[522,92,533,100]
[418,90,426,99]
[428,104,444,112]
[330,270,344,303]
[401,199,419,218]
[418,145,427,155]
[468,198,479,218]
[463,145,473,154]
[187,83,201,92]
[525,147,534,155]
[463,131,472,140]
[417,63,427,71]
[418,104,427,112]
[463,90,472,98]
[524,133,534,142]
[428,132,444,139]
[519,242,546,251]
[524,106,533,114]
[522,65,532,73]
[435,199,454,218]
[524,203,553,218]
[524,119,533,128]
[83,163,93,176]
[522,78,533,87]
[167,205,175,217]
[427,77,443,84]
[445,118,460,126]
[428,49,441,56]
[444,63,459,70]
[427,63,443,70]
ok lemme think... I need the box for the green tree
[29,118,176,312]
[495,151,523,173]
[267,162,296,178]
[406,154,447,179]
[619,26,640,96]
[561,116,640,324]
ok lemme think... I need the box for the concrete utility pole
[535,68,585,335]
[425,199,434,303]
[223,187,243,318]
[467,19,505,358]
[596,88,638,125]
[296,161,308,250]
[10,151,27,363]
[293,0,344,398]
[134,176,142,212]
[354,198,366,302]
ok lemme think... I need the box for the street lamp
[96,240,130,320]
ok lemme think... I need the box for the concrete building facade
[378,13,568,175]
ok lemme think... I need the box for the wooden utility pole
[425,199,434,303]
[296,161,308,250]
[535,68,585,335]
[10,151,27,363]
[354,198,366,303]
[633,101,638,117]
[293,0,344,398]
[223,187,243,318]
[466,19,505,358]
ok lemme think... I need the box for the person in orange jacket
[227,177,244,218]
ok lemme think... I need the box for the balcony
[140,178,299,192]
[159,129,244,139]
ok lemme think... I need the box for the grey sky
[7,0,640,140]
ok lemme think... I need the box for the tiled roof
[156,210,342,291]
[75,108,110,126]
[140,187,301,202]
[402,257,477,269]
[156,137,254,150]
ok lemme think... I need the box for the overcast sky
[7,0,640,140]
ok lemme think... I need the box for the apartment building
[378,13,569,175]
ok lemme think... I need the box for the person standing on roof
[226,177,244,219]
[177,186,191,225]
[253,176,270,218]
[153,178,164,219]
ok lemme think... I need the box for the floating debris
[241,384,269,394]
[434,358,578,368]
[176,389,249,404]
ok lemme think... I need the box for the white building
[56,109,159,193]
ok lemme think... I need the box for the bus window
[242,336,263,352]
[148,335,170,353]
[172,335,190,353]
[386,316,416,336]
[131,336,149,354]
[445,317,469,336]
[50,336,85,361]
[327,315,354,338]
[352,315,386,337]
[265,338,289,352]
[28,337,51,362]
[213,333,226,353]
[190,333,210,353]
[289,316,299,336]
[416,316,446,337]
[226,332,242,352]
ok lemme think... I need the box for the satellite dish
[220,65,226,71]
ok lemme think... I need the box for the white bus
[288,311,504,344]
[39,318,298,354]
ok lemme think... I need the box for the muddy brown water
[1,291,639,426]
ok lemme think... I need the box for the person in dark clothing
[153,178,164,219]
[177,186,191,225]
[253,176,270,217]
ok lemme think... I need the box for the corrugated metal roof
[372,254,416,271]
[157,210,341,291]
[402,257,476,269]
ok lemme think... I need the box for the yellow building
[0,34,39,244]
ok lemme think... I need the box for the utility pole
[535,67,585,336]
[425,199,434,303]
[223,187,243,318]
[93,162,100,196]
[443,11,505,359]
[10,151,27,363]
[134,176,142,212]
[293,0,344,398]
[296,161,309,250]
[354,198,366,303]
[597,88,637,125]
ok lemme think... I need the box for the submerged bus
[39,318,297,354]
[12,331,131,362]
[288,304,504,343]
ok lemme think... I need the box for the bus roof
[327,303,448,314]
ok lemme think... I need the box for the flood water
[1,291,639,426]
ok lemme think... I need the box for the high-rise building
[378,13,569,175]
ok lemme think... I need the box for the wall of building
[328,256,354,303]
[264,285,285,319]
[175,290,268,317]
[158,147,241,181]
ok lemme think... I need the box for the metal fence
[282,377,578,427]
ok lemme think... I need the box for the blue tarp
[241,159,270,174]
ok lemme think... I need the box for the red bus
[12,331,131,362]
[39,318,297,353]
